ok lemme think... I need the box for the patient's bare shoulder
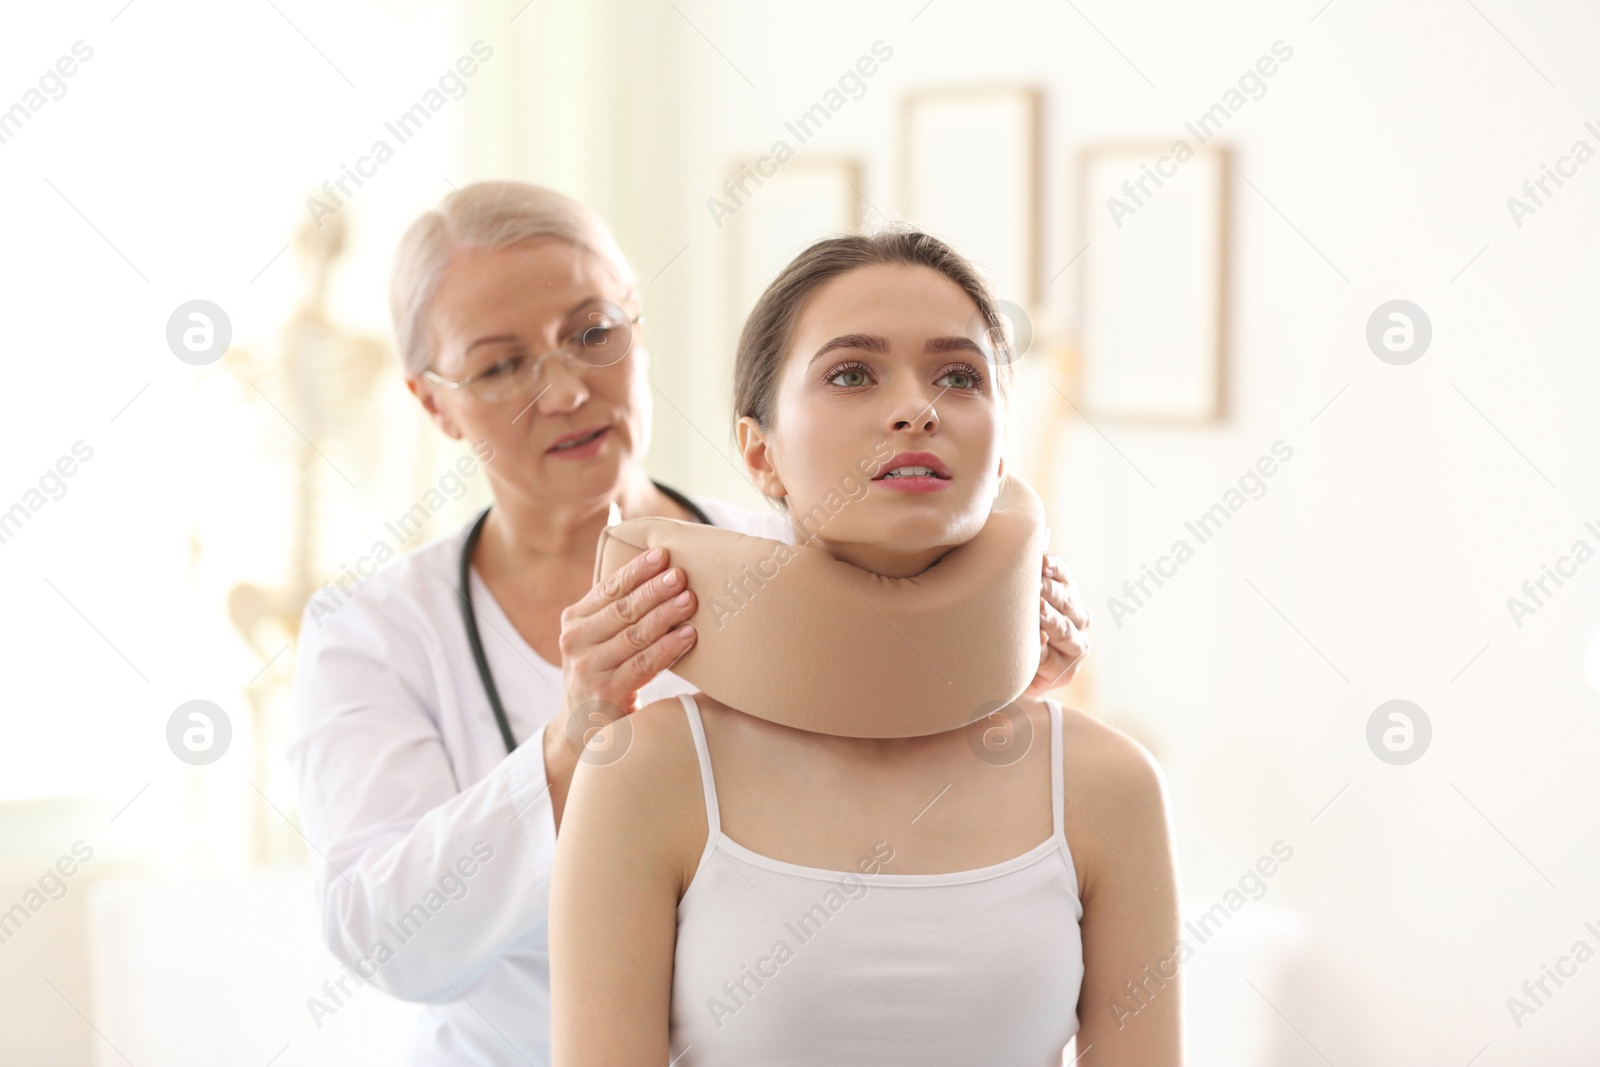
[570,695,710,892]
[1050,701,1174,895]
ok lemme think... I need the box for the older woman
[287,181,1091,1066]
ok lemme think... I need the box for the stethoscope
[458,481,714,755]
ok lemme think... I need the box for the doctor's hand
[559,545,700,719]
[1026,549,1091,696]
[546,547,698,825]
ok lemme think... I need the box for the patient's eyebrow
[807,333,989,366]
[809,333,890,365]
[924,336,988,358]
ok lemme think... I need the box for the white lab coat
[287,495,790,1065]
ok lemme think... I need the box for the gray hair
[389,181,638,376]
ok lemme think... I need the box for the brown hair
[733,228,1016,435]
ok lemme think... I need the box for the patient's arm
[549,699,702,1065]
[1063,709,1184,1065]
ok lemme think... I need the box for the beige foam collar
[593,474,1046,738]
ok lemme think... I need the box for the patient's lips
[872,450,951,493]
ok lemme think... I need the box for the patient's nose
[889,389,941,432]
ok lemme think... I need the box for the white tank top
[669,693,1084,1065]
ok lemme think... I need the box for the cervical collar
[593,473,1046,738]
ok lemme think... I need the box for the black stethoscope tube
[458,482,713,755]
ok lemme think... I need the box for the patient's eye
[937,363,984,390]
[826,361,873,388]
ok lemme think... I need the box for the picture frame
[723,156,865,335]
[1076,141,1230,424]
[900,85,1043,307]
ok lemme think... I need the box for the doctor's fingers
[566,546,680,626]
[596,581,700,664]
[563,571,698,669]
[563,589,694,676]
[1041,552,1091,634]
[1030,612,1089,694]
[1039,597,1088,662]
[560,593,699,707]
[562,555,691,650]
[612,616,702,699]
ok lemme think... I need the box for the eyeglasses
[421,301,643,404]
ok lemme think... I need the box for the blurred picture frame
[900,85,1043,307]
[724,156,865,335]
[1076,141,1230,424]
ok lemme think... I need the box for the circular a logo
[968,300,1033,368]
[1366,699,1431,765]
[572,299,638,368]
[965,698,1035,767]
[1365,300,1431,366]
[564,699,632,765]
[166,700,232,765]
[166,300,232,366]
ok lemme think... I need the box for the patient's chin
[812,528,973,579]
[876,509,984,552]
[781,485,985,570]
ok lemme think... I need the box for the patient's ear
[736,415,787,501]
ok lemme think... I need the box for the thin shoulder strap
[678,693,722,840]
[1047,698,1065,842]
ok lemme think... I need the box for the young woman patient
[549,231,1181,1065]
